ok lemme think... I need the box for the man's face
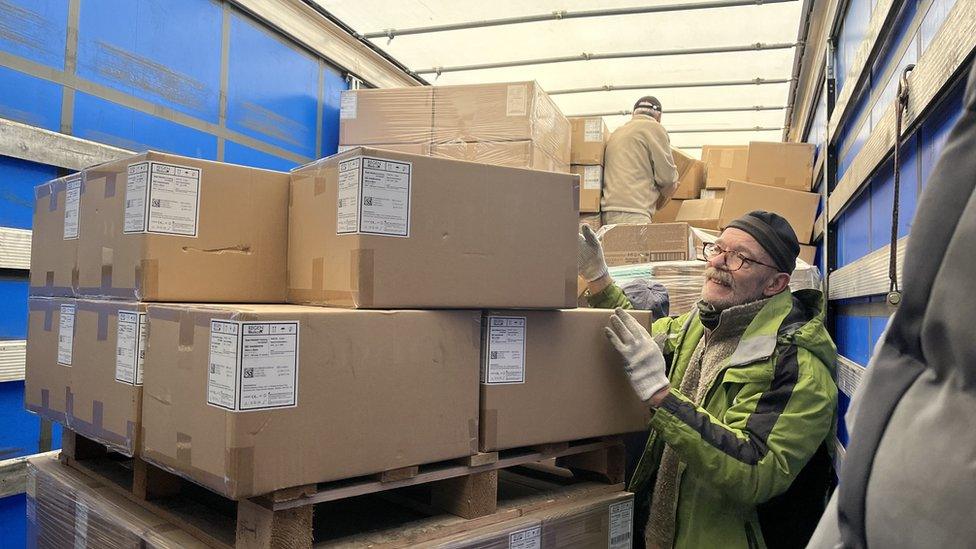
[701,228,779,310]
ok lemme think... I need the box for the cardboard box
[432,82,571,165]
[532,491,634,548]
[432,141,569,173]
[653,199,684,223]
[25,297,146,456]
[671,147,707,199]
[579,212,602,232]
[480,310,652,451]
[676,199,724,231]
[700,189,725,200]
[338,87,434,145]
[721,180,820,243]
[746,141,816,191]
[569,117,609,165]
[598,223,694,266]
[73,152,289,302]
[29,174,80,297]
[799,244,817,265]
[288,147,578,309]
[692,227,721,259]
[571,165,602,213]
[338,143,431,156]
[702,145,749,189]
[141,304,481,499]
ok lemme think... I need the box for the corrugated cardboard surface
[141,304,481,499]
[745,141,816,191]
[598,223,693,266]
[676,199,724,231]
[700,189,726,200]
[532,491,635,548]
[25,297,72,427]
[432,140,569,173]
[569,117,609,165]
[338,87,434,145]
[571,165,602,213]
[479,309,652,452]
[702,145,749,189]
[671,148,706,200]
[288,147,578,309]
[721,180,820,243]
[652,199,684,223]
[29,174,79,297]
[75,151,289,302]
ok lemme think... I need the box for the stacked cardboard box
[648,147,705,225]
[569,117,610,213]
[339,82,571,173]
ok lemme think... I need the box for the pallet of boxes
[24,83,641,549]
[569,116,610,233]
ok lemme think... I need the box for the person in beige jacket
[602,96,679,225]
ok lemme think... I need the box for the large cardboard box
[432,141,569,173]
[653,199,684,223]
[721,180,820,243]
[598,223,694,266]
[702,145,749,189]
[73,152,288,302]
[29,174,80,297]
[799,244,817,265]
[432,82,571,165]
[142,304,481,499]
[531,491,634,548]
[671,147,707,199]
[288,147,578,309]
[571,165,602,213]
[700,189,725,200]
[479,309,652,451]
[569,117,609,165]
[25,297,146,456]
[338,87,434,145]
[676,199,724,231]
[746,141,816,191]
[339,143,431,156]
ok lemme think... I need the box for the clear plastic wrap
[26,455,209,548]
[431,140,569,173]
[338,87,435,145]
[579,212,603,232]
[530,491,635,548]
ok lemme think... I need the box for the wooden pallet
[60,429,626,549]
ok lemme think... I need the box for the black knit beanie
[726,211,800,274]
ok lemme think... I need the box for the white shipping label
[63,175,81,240]
[483,316,526,384]
[583,166,603,190]
[584,118,603,142]
[207,320,300,412]
[145,162,201,236]
[506,85,528,117]
[509,525,541,549]
[340,91,358,119]
[115,311,147,385]
[123,162,150,233]
[359,157,411,237]
[208,321,241,410]
[57,304,75,366]
[337,157,362,234]
[609,500,634,549]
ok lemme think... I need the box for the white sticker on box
[337,144,355,153]
[74,500,89,549]
[207,320,300,412]
[483,316,526,384]
[58,304,75,366]
[584,118,603,142]
[720,149,735,169]
[63,174,81,240]
[509,525,541,549]
[583,166,602,190]
[116,311,147,385]
[506,85,528,117]
[336,156,412,237]
[123,162,150,233]
[123,161,201,236]
[340,91,358,119]
[609,500,634,549]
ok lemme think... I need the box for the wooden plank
[268,483,318,503]
[0,451,59,498]
[430,470,498,520]
[237,498,313,549]
[60,429,107,462]
[0,116,131,171]
[376,465,419,483]
[463,452,499,467]
[556,444,626,484]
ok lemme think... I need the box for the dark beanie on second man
[726,211,800,274]
[634,96,662,113]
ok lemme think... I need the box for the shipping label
[506,85,528,117]
[584,118,603,142]
[509,525,541,549]
[123,162,150,233]
[207,320,300,412]
[115,311,147,385]
[123,162,201,236]
[336,156,411,238]
[583,166,602,190]
[57,304,75,366]
[483,316,526,384]
[63,174,81,240]
[339,91,358,119]
[609,500,634,549]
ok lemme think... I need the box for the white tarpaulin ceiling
[318,0,805,154]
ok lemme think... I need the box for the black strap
[888,65,915,304]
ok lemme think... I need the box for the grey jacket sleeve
[806,492,842,548]
[647,123,679,191]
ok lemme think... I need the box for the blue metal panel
[837,192,871,268]
[0,275,27,339]
[0,494,25,549]
[321,66,347,158]
[224,141,296,172]
[76,0,222,122]
[226,12,318,158]
[869,315,889,351]
[869,134,919,249]
[72,92,218,159]
[835,314,871,364]
[0,157,58,230]
[0,66,62,131]
[0,0,67,70]
[920,78,966,189]
[837,93,872,180]
[0,381,61,459]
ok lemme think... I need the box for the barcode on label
[611,533,632,544]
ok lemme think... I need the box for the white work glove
[605,308,670,402]
[578,225,609,281]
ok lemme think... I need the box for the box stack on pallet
[23,85,641,548]
[569,116,610,231]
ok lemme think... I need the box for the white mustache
[705,267,733,287]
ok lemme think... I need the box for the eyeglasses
[702,243,778,272]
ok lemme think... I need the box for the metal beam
[549,77,792,96]
[0,227,30,270]
[416,42,798,75]
[361,0,800,39]
[570,105,786,117]
[837,355,866,398]
[828,237,907,300]
[0,340,26,383]
[781,0,816,139]
[667,126,782,134]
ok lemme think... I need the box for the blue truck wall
[0,0,349,544]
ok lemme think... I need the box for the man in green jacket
[578,211,837,549]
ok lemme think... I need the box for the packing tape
[35,183,51,200]
[287,288,358,308]
[30,388,68,424]
[227,446,255,498]
[468,418,479,454]
[311,257,324,291]
[481,408,497,452]
[46,181,61,212]
[103,173,117,198]
[71,267,79,292]
[176,432,192,467]
[140,259,159,300]
[45,271,55,289]
[313,174,328,196]
[64,397,134,456]
[142,445,245,500]
[352,248,374,308]
[178,310,195,348]
[96,309,109,341]
[100,247,113,290]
